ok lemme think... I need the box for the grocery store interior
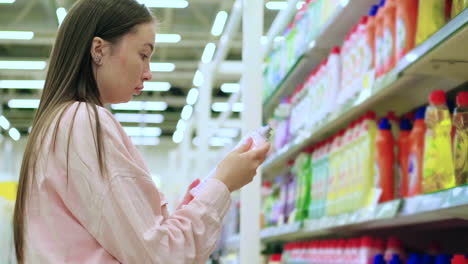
[0,0,468,263]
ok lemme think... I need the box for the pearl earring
[94,56,102,65]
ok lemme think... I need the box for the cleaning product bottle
[451,0,468,18]
[374,254,386,264]
[356,16,369,88]
[328,47,342,112]
[396,0,419,62]
[388,111,400,139]
[423,254,436,264]
[398,119,413,197]
[367,5,380,72]
[327,132,343,215]
[382,0,397,74]
[359,111,379,208]
[423,90,456,193]
[390,254,403,264]
[384,237,406,262]
[416,0,450,45]
[408,106,427,196]
[408,254,422,264]
[452,255,468,264]
[375,0,387,78]
[435,255,452,264]
[376,118,396,203]
[453,91,468,185]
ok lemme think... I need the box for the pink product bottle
[356,16,369,87]
[384,237,406,263]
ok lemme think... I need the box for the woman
[13,0,270,263]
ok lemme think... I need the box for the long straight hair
[13,0,153,262]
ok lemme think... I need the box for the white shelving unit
[221,0,468,260]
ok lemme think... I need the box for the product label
[408,153,418,194]
[376,36,383,72]
[454,131,468,185]
[383,27,393,68]
[396,17,406,58]
[363,42,373,72]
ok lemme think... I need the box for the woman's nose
[143,68,152,81]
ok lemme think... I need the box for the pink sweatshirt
[24,102,231,263]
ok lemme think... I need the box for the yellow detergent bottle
[356,111,378,209]
[423,90,456,193]
[453,92,468,185]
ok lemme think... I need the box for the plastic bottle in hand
[190,126,272,196]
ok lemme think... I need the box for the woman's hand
[214,137,270,192]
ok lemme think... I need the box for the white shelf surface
[262,9,468,176]
[261,185,468,243]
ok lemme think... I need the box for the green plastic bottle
[294,147,313,222]
[423,90,456,193]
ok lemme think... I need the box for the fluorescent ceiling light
[0,80,45,89]
[186,88,199,105]
[131,136,160,146]
[8,99,40,109]
[56,7,67,26]
[150,62,175,72]
[176,119,186,131]
[211,11,228,36]
[143,82,171,92]
[0,0,16,3]
[138,0,188,8]
[9,127,20,141]
[221,83,240,93]
[0,60,47,70]
[212,102,244,112]
[155,34,181,43]
[0,31,34,39]
[114,113,164,124]
[172,130,184,143]
[193,70,204,87]
[201,43,216,64]
[111,101,168,111]
[0,115,10,130]
[216,128,240,138]
[123,126,162,137]
[265,1,304,10]
[181,105,193,121]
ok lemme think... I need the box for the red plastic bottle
[382,0,397,74]
[375,0,387,77]
[376,118,396,203]
[384,237,406,262]
[398,119,412,197]
[408,107,426,196]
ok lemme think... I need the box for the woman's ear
[90,36,106,66]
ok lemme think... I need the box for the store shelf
[262,0,381,120]
[260,222,302,243]
[261,186,468,243]
[262,9,468,176]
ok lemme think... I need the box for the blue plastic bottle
[408,253,422,264]
[422,254,435,264]
[390,254,403,264]
[374,254,386,264]
[435,254,452,264]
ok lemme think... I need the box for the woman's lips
[134,87,143,95]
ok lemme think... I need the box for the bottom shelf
[260,185,468,243]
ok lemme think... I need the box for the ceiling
[0,0,279,145]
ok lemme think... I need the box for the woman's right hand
[214,137,271,192]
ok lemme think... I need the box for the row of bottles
[262,91,468,226]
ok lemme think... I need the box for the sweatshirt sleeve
[55,103,231,264]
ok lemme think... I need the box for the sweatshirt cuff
[195,178,232,217]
